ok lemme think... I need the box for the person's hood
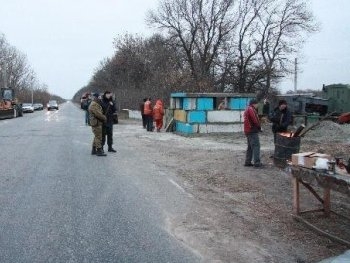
[156,99,163,105]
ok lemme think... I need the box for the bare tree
[258,0,318,95]
[75,33,187,109]
[233,0,264,93]
[73,0,319,105]
[147,0,237,91]
[6,47,32,90]
[0,33,54,103]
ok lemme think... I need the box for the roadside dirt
[120,119,350,263]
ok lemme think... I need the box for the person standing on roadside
[217,98,227,110]
[243,99,263,168]
[144,98,153,132]
[140,98,147,129]
[268,99,292,143]
[81,93,92,125]
[262,98,270,116]
[153,99,164,132]
[100,91,117,153]
[88,93,107,156]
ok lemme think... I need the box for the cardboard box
[292,152,331,169]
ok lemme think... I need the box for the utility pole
[31,76,34,104]
[294,58,298,93]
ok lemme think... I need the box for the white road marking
[168,179,193,198]
[45,110,60,121]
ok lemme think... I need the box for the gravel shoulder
[118,119,350,263]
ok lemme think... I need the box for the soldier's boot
[108,146,117,153]
[96,148,107,156]
[91,146,97,155]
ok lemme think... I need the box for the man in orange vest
[153,99,164,132]
[144,98,153,131]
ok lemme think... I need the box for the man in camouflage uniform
[88,93,107,156]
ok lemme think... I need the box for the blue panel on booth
[176,121,194,133]
[197,98,214,110]
[183,98,196,110]
[188,111,206,123]
[229,98,250,110]
[171,92,187,98]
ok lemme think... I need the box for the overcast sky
[0,0,349,99]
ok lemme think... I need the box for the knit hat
[249,98,258,105]
[278,99,287,106]
[92,93,99,98]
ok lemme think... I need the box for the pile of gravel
[303,120,347,140]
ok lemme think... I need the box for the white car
[47,100,59,111]
[22,103,34,113]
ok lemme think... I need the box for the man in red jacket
[243,99,263,168]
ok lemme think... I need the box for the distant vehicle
[33,103,44,111]
[0,88,23,119]
[270,94,328,116]
[47,100,59,111]
[22,103,35,113]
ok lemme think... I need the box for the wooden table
[290,165,350,245]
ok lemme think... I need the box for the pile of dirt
[300,121,350,157]
[303,120,347,140]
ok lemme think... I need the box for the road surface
[0,102,200,262]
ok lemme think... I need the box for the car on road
[33,103,44,111]
[47,100,59,111]
[22,103,34,113]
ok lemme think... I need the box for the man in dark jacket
[140,98,147,128]
[100,91,117,153]
[81,93,92,125]
[269,99,292,142]
[243,99,263,168]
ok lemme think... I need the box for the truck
[0,88,23,120]
[270,94,329,116]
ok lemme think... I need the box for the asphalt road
[0,102,200,263]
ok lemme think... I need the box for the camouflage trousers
[92,125,103,149]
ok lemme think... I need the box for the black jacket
[269,107,292,133]
[100,97,116,127]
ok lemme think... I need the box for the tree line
[73,0,318,110]
[0,33,63,105]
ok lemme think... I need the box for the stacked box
[197,98,214,110]
[183,98,196,110]
[198,123,243,133]
[170,93,255,134]
[229,98,250,110]
[207,111,243,123]
[188,111,206,124]
[170,98,183,109]
[176,121,197,134]
[174,110,187,122]
[292,152,331,169]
